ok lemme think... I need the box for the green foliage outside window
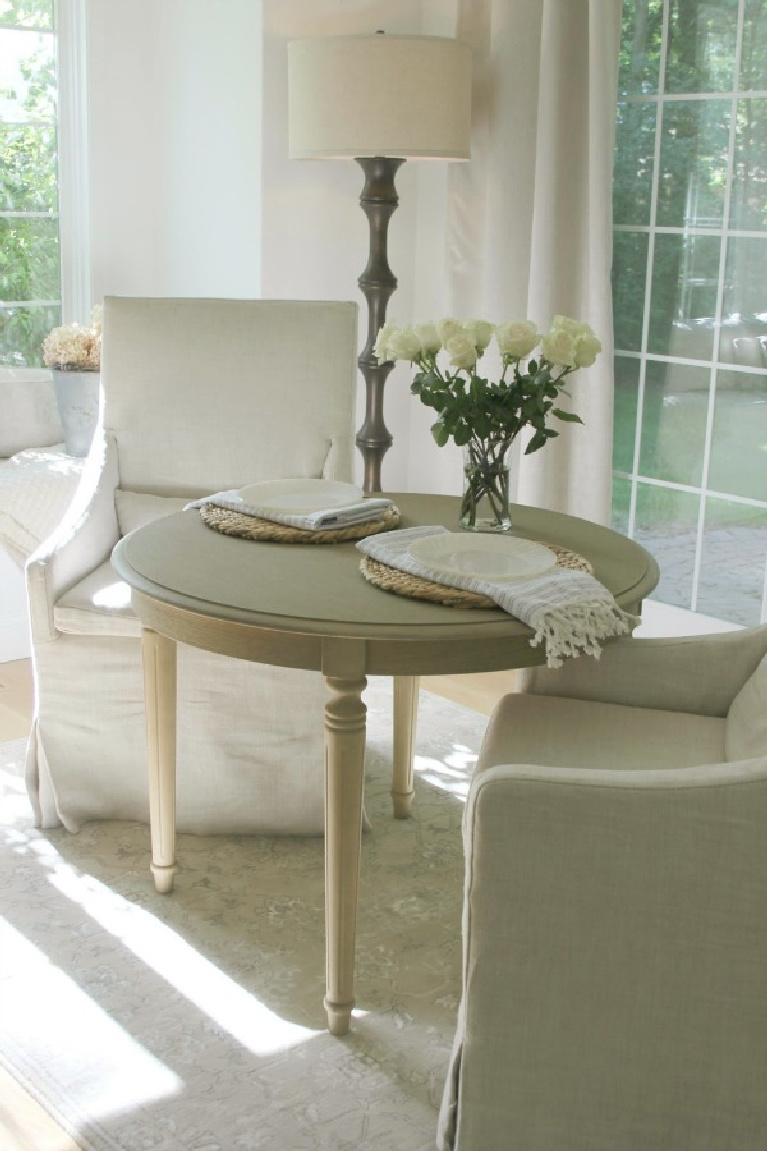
[0,1,53,30]
[0,1,60,367]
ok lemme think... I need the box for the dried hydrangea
[42,305,102,371]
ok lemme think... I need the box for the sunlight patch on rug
[0,917,182,1120]
[10,825,322,1057]
[47,863,322,1056]
[413,742,477,801]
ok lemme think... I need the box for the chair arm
[26,430,120,642]
[521,629,767,717]
[321,433,355,483]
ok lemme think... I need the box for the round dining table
[112,492,659,1035]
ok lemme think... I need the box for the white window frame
[57,0,91,327]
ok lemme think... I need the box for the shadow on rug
[0,679,488,1151]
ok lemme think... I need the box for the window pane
[0,2,53,29]
[0,302,59,367]
[648,233,720,358]
[611,475,632,535]
[697,497,767,624]
[665,0,738,94]
[657,99,730,229]
[721,236,767,368]
[619,0,664,96]
[0,123,57,211]
[634,482,701,609]
[639,360,709,485]
[708,370,767,500]
[0,217,60,300]
[741,0,767,91]
[613,231,649,352]
[614,356,640,473]
[614,102,656,227]
[0,27,56,122]
[730,98,767,232]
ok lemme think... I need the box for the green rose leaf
[431,418,450,448]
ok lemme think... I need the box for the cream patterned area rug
[0,680,488,1151]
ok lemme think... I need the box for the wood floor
[0,657,514,1151]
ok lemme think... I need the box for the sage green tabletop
[112,493,659,646]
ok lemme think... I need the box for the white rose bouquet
[374,315,601,530]
[42,305,103,371]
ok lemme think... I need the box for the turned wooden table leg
[392,675,419,818]
[142,628,178,894]
[323,671,367,1036]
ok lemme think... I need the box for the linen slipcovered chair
[439,626,767,1151]
[25,296,359,835]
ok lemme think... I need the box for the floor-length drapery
[445,0,621,525]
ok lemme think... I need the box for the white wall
[87,0,263,302]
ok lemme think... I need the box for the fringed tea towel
[357,525,639,668]
[185,490,395,532]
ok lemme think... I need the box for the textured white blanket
[186,489,395,531]
[0,446,84,567]
[357,525,639,668]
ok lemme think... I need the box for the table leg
[324,672,367,1036]
[392,675,419,818]
[142,627,178,894]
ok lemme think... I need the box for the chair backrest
[100,296,358,494]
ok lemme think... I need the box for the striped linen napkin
[357,525,639,668]
[185,490,394,531]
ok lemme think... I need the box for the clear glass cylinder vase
[460,439,513,532]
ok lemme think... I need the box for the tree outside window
[0,0,61,367]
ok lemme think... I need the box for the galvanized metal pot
[51,369,100,457]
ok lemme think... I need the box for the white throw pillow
[115,490,202,537]
[725,654,767,762]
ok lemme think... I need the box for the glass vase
[460,439,513,532]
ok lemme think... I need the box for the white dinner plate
[409,533,558,583]
[237,479,364,513]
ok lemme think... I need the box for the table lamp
[288,32,472,492]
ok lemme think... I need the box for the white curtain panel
[446,0,621,524]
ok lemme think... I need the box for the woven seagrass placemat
[360,543,594,609]
[200,502,401,544]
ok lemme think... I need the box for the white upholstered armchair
[440,627,767,1151]
[25,296,359,835]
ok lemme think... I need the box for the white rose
[463,319,494,351]
[373,321,397,363]
[495,320,539,360]
[574,329,602,368]
[413,322,441,355]
[541,327,576,367]
[387,326,422,362]
[446,332,479,370]
[437,318,463,347]
[550,314,582,336]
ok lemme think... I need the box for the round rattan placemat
[360,542,593,609]
[200,502,401,544]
